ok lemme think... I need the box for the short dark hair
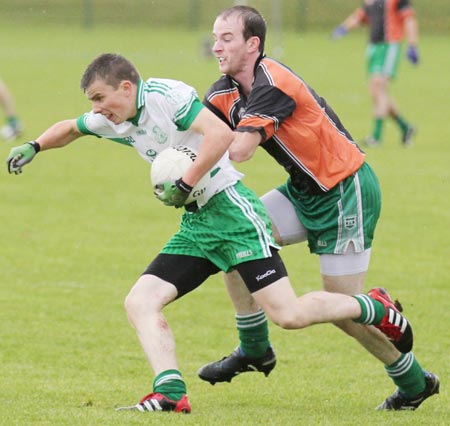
[217,5,266,54]
[80,53,140,91]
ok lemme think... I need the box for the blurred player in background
[331,0,419,147]
[6,52,415,414]
[0,78,22,141]
[198,5,438,411]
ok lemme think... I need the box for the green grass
[0,23,448,425]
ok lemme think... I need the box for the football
[150,145,210,205]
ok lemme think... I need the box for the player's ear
[247,36,260,53]
[119,80,134,95]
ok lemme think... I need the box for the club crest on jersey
[152,125,168,144]
[344,215,357,229]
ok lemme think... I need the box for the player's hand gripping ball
[151,145,210,207]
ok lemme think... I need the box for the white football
[151,145,210,205]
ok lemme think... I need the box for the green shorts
[278,162,381,255]
[161,181,278,272]
[366,42,401,78]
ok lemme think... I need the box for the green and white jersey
[76,78,243,206]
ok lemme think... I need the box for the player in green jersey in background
[332,0,419,147]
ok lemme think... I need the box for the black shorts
[142,247,287,298]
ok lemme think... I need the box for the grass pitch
[0,23,448,426]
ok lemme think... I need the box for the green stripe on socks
[385,353,426,396]
[153,369,186,401]
[352,294,386,325]
[236,309,270,358]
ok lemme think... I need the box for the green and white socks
[353,295,426,397]
[353,294,386,325]
[236,309,270,358]
[153,370,186,401]
[386,352,426,396]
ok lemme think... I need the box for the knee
[124,289,140,318]
[124,279,167,323]
[124,289,145,325]
[269,311,309,330]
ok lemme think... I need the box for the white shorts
[261,189,371,276]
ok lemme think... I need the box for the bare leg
[0,79,17,117]
[322,273,401,365]
[369,74,391,119]
[124,274,179,375]
[251,277,361,329]
[223,269,260,315]
[224,263,401,365]
[222,190,305,317]
[224,261,403,362]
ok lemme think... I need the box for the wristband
[28,141,41,153]
[175,178,193,193]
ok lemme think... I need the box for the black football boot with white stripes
[368,287,413,353]
[198,346,276,385]
[377,371,440,410]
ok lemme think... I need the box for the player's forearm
[342,13,361,31]
[182,127,232,187]
[229,131,261,163]
[183,107,234,187]
[35,119,83,151]
[404,16,418,46]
